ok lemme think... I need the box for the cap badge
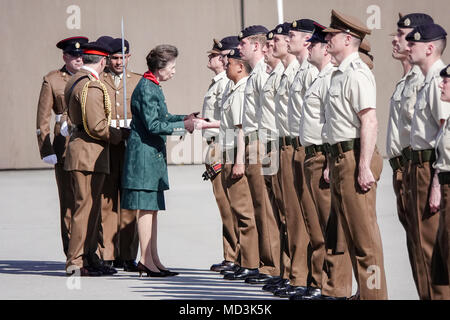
[277,27,283,34]
[404,18,411,27]
[75,42,80,49]
[218,42,223,49]
[238,32,243,39]
[447,66,450,75]
[230,49,235,56]
[268,32,273,39]
[123,46,127,52]
[414,32,421,41]
[292,21,297,28]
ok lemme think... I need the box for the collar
[251,58,266,75]
[213,70,227,83]
[425,59,446,84]
[337,51,360,73]
[231,76,249,91]
[81,66,99,79]
[284,59,300,76]
[271,61,284,75]
[143,70,159,85]
[317,62,335,78]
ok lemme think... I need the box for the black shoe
[95,264,118,275]
[245,274,280,284]
[137,262,166,277]
[123,260,139,272]
[113,259,124,268]
[263,278,289,293]
[224,267,259,280]
[220,264,240,275]
[103,260,114,267]
[210,260,234,272]
[274,285,308,298]
[157,267,179,277]
[321,295,347,300]
[66,266,102,277]
[290,287,322,300]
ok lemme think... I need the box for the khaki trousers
[431,184,450,289]
[304,152,352,297]
[279,145,310,286]
[99,142,138,261]
[394,162,419,293]
[246,140,281,276]
[329,148,388,300]
[222,162,259,269]
[54,162,75,257]
[293,145,325,288]
[66,171,105,270]
[206,142,239,263]
[267,149,291,279]
[410,162,450,299]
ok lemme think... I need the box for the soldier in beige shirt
[433,64,450,289]
[406,23,450,299]
[201,37,240,274]
[388,13,434,298]
[236,25,282,283]
[36,36,88,257]
[323,10,387,300]
[98,38,141,271]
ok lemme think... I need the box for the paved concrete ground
[0,161,418,300]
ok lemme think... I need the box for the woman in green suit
[121,45,196,277]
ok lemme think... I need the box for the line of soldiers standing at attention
[196,9,450,300]
[36,35,141,276]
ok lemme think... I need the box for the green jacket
[122,77,186,191]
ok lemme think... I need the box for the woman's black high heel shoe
[157,266,179,277]
[137,262,166,277]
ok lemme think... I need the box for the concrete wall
[1,0,449,169]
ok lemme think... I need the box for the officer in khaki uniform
[237,25,281,283]
[201,37,240,273]
[406,23,450,299]
[263,21,307,297]
[36,36,88,256]
[64,40,127,276]
[219,49,260,280]
[98,38,141,271]
[433,64,450,289]
[323,10,387,300]
[388,13,434,297]
[293,23,352,300]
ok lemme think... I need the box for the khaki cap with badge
[323,9,371,39]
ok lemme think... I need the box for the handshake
[183,112,211,134]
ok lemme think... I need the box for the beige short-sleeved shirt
[260,61,284,142]
[386,73,408,159]
[201,71,229,139]
[275,59,300,137]
[434,119,450,172]
[399,66,424,150]
[323,52,376,145]
[299,63,335,147]
[242,58,269,136]
[287,59,319,137]
[219,76,249,150]
[411,59,450,151]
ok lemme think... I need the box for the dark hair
[146,44,178,73]
[82,54,104,65]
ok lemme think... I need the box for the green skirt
[121,188,166,211]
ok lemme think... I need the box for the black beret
[290,19,316,33]
[274,22,291,36]
[227,48,243,60]
[397,13,434,29]
[56,36,89,55]
[110,38,130,54]
[406,23,447,42]
[440,64,450,78]
[81,40,112,56]
[307,22,327,43]
[238,25,269,40]
[97,36,114,46]
[217,36,240,51]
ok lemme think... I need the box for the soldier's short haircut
[241,60,252,74]
[247,34,267,48]
[146,44,179,73]
[434,38,447,55]
[82,54,104,65]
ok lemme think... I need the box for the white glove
[43,154,57,165]
[60,121,70,137]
